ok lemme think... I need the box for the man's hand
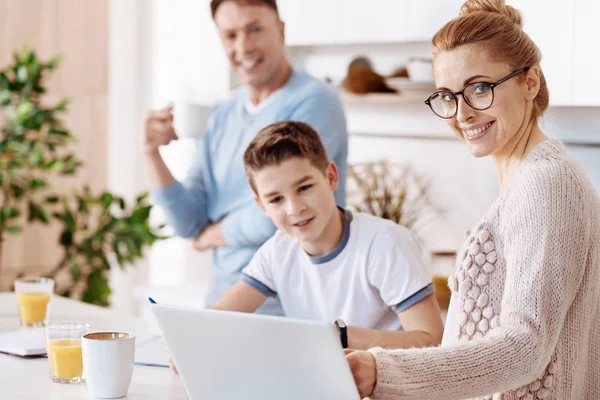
[144,106,178,155]
[345,349,377,399]
[192,221,227,252]
[167,351,178,374]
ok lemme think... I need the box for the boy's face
[253,157,339,245]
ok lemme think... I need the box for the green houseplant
[0,47,166,306]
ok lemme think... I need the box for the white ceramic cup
[172,101,211,139]
[82,332,136,399]
[407,58,434,82]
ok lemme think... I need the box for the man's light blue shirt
[151,70,348,313]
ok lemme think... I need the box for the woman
[345,1,600,399]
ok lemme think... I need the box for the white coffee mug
[407,58,434,82]
[82,332,136,399]
[172,101,212,139]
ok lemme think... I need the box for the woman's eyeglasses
[424,67,530,119]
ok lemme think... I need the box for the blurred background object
[407,57,434,82]
[342,56,397,95]
[346,160,438,238]
[432,274,451,310]
[388,66,409,78]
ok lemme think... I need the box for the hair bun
[459,0,522,28]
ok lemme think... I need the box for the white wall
[150,0,230,107]
[108,0,154,314]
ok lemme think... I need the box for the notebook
[0,328,46,356]
[133,334,169,367]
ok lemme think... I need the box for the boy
[209,121,444,351]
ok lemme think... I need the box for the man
[144,0,348,315]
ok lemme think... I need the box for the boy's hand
[167,351,178,374]
[345,349,377,398]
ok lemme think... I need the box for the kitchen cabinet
[572,0,600,106]
[278,0,341,46]
[402,0,464,42]
[279,0,462,46]
[508,0,575,106]
[508,0,600,106]
[335,0,411,44]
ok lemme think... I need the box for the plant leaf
[27,202,50,223]
[45,196,59,204]
[135,192,149,204]
[82,269,111,307]
[1,206,19,220]
[48,128,69,137]
[100,193,113,211]
[60,230,73,247]
[30,178,45,189]
[7,225,22,234]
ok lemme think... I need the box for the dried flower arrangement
[346,160,437,234]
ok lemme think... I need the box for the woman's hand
[345,349,377,398]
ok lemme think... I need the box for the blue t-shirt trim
[308,208,353,265]
[241,273,277,297]
[393,283,435,313]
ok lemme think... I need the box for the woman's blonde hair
[432,0,549,118]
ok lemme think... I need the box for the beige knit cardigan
[368,139,600,399]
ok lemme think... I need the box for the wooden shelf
[340,91,428,106]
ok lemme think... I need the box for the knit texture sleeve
[368,160,591,399]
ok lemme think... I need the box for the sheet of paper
[134,334,169,367]
[0,328,46,356]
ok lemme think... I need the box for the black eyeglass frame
[424,67,530,119]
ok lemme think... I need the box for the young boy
[210,121,443,350]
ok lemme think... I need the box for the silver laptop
[151,304,360,400]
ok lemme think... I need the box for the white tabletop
[0,292,188,399]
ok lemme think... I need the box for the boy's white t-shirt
[241,210,434,331]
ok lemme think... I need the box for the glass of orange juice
[15,277,55,327]
[45,322,90,384]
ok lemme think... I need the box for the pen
[148,297,157,304]
[134,361,169,368]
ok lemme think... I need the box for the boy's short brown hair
[210,0,279,19]
[244,121,329,193]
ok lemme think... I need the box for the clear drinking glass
[14,277,55,327]
[45,323,90,384]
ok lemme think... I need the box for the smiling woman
[345,1,600,399]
